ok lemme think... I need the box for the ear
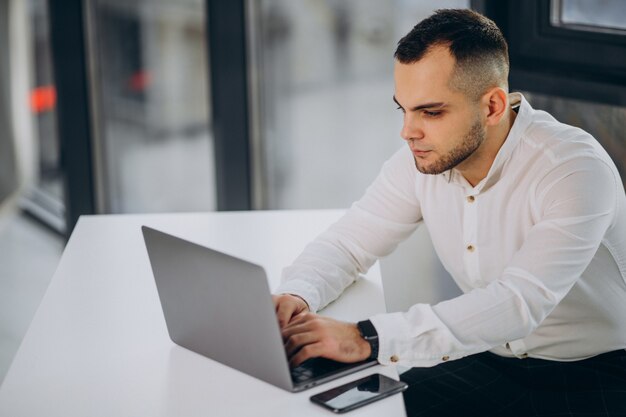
[481,87,508,127]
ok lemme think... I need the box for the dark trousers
[400,350,626,417]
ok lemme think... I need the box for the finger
[289,342,324,368]
[282,311,310,331]
[284,331,319,357]
[288,310,308,324]
[284,310,310,328]
[290,294,310,313]
[275,302,296,329]
[281,314,317,340]
[281,320,310,342]
[276,295,311,328]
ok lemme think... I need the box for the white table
[0,210,406,416]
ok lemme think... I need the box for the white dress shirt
[275,93,626,368]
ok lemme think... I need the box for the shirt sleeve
[369,156,619,367]
[275,146,422,312]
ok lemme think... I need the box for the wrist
[357,320,379,361]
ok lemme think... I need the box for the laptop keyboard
[290,357,359,384]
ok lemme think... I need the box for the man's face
[394,46,486,175]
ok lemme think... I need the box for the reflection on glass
[89,0,215,213]
[21,0,65,232]
[248,0,469,209]
[552,0,626,33]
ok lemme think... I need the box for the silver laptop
[142,226,376,392]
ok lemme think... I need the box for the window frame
[476,0,626,106]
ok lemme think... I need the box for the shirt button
[390,355,399,363]
[466,244,475,252]
[466,195,475,203]
[442,355,450,361]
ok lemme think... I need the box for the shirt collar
[441,92,533,191]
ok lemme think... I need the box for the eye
[423,110,442,118]
[396,105,405,113]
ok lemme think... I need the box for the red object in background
[30,85,57,114]
[128,70,152,93]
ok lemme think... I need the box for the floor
[0,204,64,384]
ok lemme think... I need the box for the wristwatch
[357,320,379,361]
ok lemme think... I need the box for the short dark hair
[394,9,509,101]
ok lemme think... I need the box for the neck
[457,108,517,187]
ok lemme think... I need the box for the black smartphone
[310,373,408,414]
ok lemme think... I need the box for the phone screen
[310,373,407,413]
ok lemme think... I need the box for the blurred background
[0,0,624,383]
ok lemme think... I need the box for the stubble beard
[414,118,486,175]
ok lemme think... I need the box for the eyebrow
[393,96,446,111]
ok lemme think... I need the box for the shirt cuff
[369,304,469,367]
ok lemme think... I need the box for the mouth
[411,149,432,157]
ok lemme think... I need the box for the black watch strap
[357,320,379,361]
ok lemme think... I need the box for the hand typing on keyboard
[280,312,371,367]
[273,293,310,328]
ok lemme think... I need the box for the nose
[400,113,424,142]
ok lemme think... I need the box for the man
[274,9,626,416]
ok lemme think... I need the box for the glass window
[248,0,470,209]
[18,0,66,233]
[551,0,626,33]
[87,0,216,213]
[0,0,17,204]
